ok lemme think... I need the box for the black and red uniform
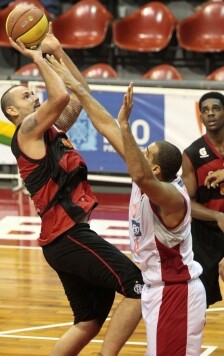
[184,134,224,306]
[11,125,143,325]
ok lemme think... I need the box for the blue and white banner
[1,81,206,173]
[67,90,164,173]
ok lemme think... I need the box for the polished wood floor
[0,188,223,355]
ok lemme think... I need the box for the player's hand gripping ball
[6,4,48,49]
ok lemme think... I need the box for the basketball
[6,5,48,48]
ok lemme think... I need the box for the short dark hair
[0,85,20,122]
[153,141,182,181]
[199,91,224,111]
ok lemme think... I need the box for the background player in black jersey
[0,24,144,356]
[182,91,224,307]
[204,168,224,283]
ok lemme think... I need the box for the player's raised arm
[45,54,125,158]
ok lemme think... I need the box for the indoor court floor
[0,187,223,356]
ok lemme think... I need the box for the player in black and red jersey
[182,91,224,307]
[0,23,143,356]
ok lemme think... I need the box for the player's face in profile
[145,143,159,175]
[10,86,40,121]
[145,142,157,163]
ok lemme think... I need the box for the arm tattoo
[55,98,82,132]
[20,113,38,134]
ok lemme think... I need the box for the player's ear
[6,105,15,114]
[152,164,161,176]
[6,105,18,118]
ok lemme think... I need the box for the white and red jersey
[129,176,203,286]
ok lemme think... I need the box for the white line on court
[0,334,217,355]
[0,320,219,355]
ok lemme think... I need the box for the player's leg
[66,224,144,355]
[48,270,115,356]
[43,223,144,355]
[50,320,100,356]
[100,297,142,356]
[186,278,206,355]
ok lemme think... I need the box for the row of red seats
[1,0,224,55]
[13,62,224,81]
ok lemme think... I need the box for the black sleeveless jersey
[184,134,224,212]
[11,125,98,246]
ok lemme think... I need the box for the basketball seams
[6,6,37,37]
[5,5,48,48]
[12,9,44,40]
[18,15,48,47]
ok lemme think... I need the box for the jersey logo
[132,219,141,237]
[134,282,143,295]
[199,147,209,158]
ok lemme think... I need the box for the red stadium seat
[15,63,40,76]
[205,66,224,81]
[176,0,224,52]
[82,63,118,78]
[142,64,183,80]
[112,2,176,52]
[52,0,113,49]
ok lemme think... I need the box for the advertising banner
[66,85,206,174]
[0,81,206,173]
[67,90,164,173]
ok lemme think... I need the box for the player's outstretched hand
[118,82,133,127]
[45,54,78,90]
[41,22,61,54]
[9,37,42,59]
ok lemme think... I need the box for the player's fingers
[45,54,57,64]
[48,21,52,34]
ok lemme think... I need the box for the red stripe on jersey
[157,283,188,355]
[156,237,191,283]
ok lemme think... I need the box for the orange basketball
[6,4,48,48]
